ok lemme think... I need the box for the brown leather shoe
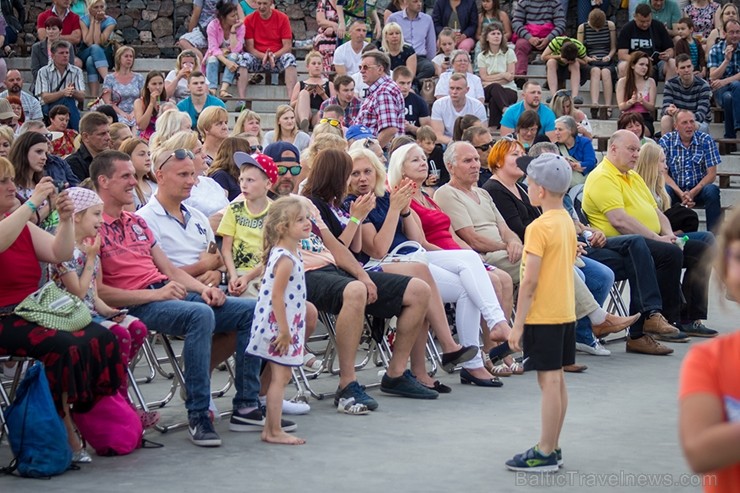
[626,334,674,355]
[643,313,680,336]
[592,313,641,339]
[563,363,587,373]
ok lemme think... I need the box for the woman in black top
[482,138,540,241]
[377,22,417,78]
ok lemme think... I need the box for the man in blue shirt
[387,0,436,82]
[176,71,225,130]
[499,81,557,141]
[707,18,740,140]
[659,109,722,232]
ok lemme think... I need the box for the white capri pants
[425,249,507,369]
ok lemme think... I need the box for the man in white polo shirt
[138,148,312,415]
[430,73,487,144]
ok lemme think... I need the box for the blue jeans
[206,54,238,89]
[587,234,665,336]
[77,44,109,83]
[575,256,614,345]
[128,292,260,420]
[43,97,80,131]
[667,185,722,233]
[715,82,740,138]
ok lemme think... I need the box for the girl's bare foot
[261,430,305,445]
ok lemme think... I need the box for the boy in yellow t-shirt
[505,153,578,473]
[217,152,278,297]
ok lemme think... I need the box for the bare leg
[284,67,298,99]
[335,281,368,388]
[409,321,436,386]
[546,59,559,99]
[601,68,613,107]
[386,278,430,379]
[210,332,237,373]
[570,63,581,99]
[660,114,674,136]
[296,89,312,128]
[178,39,203,60]
[62,395,83,452]
[236,68,249,99]
[590,67,601,106]
[380,262,462,353]
[261,362,305,445]
[537,369,566,455]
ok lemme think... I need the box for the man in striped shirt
[660,53,712,135]
[511,0,566,76]
[542,37,589,104]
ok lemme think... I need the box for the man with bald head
[583,130,717,353]
[0,70,43,120]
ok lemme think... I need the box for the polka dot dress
[247,247,306,366]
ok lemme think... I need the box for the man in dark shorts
[299,197,438,409]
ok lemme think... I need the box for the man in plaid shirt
[707,18,740,139]
[355,50,405,149]
[659,109,722,232]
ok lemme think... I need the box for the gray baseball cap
[516,153,572,194]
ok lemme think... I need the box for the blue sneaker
[189,415,222,447]
[555,447,563,467]
[334,381,379,411]
[506,445,558,472]
[380,370,439,399]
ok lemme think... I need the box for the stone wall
[20,0,320,58]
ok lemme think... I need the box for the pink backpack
[73,394,143,456]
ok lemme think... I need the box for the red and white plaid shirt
[356,75,405,136]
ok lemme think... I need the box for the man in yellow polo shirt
[583,130,717,353]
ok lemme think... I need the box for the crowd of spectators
[0,0,735,484]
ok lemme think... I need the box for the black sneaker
[229,407,297,432]
[334,381,379,411]
[188,415,222,447]
[681,321,718,338]
[380,370,439,399]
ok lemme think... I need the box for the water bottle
[271,72,279,85]
[675,235,689,250]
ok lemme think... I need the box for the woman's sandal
[507,361,525,375]
[337,397,369,415]
[302,353,323,373]
[219,90,233,99]
[490,363,513,377]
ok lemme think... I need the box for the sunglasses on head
[160,148,194,169]
[319,118,341,127]
[277,165,302,176]
[474,140,494,152]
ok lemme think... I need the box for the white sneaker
[576,341,611,356]
[258,394,311,415]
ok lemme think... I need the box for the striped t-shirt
[581,24,611,59]
[547,37,587,64]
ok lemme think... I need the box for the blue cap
[263,142,300,164]
[345,124,375,141]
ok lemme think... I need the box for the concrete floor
[1,278,738,493]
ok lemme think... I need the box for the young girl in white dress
[247,197,311,445]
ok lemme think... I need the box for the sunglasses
[277,165,302,176]
[474,140,494,152]
[250,144,263,152]
[160,148,194,169]
[359,64,379,71]
[44,132,53,141]
[319,118,341,127]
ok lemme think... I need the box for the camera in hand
[54,181,68,193]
